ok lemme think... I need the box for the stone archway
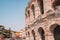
[28,31,30,40]
[37,0,44,14]
[50,24,60,40]
[38,27,45,40]
[28,32,30,36]
[53,25,60,40]
[31,30,36,40]
[28,10,30,18]
[31,4,35,18]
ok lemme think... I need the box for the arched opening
[28,11,30,17]
[31,4,35,18]
[38,27,45,40]
[37,0,44,14]
[28,32,30,37]
[32,30,35,40]
[52,0,60,9]
[28,32,30,40]
[28,32,30,36]
[53,25,60,40]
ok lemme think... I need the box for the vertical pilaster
[45,30,54,40]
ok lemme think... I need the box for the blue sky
[0,0,29,31]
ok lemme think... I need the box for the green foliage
[0,26,12,38]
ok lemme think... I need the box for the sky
[0,0,29,32]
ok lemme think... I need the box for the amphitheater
[25,0,60,40]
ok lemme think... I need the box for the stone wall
[25,0,60,40]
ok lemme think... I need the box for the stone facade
[25,0,60,40]
[20,29,26,40]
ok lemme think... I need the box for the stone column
[26,36,29,40]
[29,31,34,40]
[35,30,42,40]
[45,30,54,40]
[35,33,42,40]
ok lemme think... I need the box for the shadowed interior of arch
[32,30,35,40]
[31,4,35,18]
[53,25,60,40]
[52,0,60,9]
[38,27,45,40]
[37,0,44,14]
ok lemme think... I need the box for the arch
[28,31,30,40]
[38,27,45,40]
[52,0,60,9]
[31,4,35,18]
[53,25,60,40]
[37,0,44,14]
[50,24,60,40]
[50,24,58,32]
[26,32,27,36]
[28,10,30,18]
[31,30,36,40]
[28,31,30,36]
